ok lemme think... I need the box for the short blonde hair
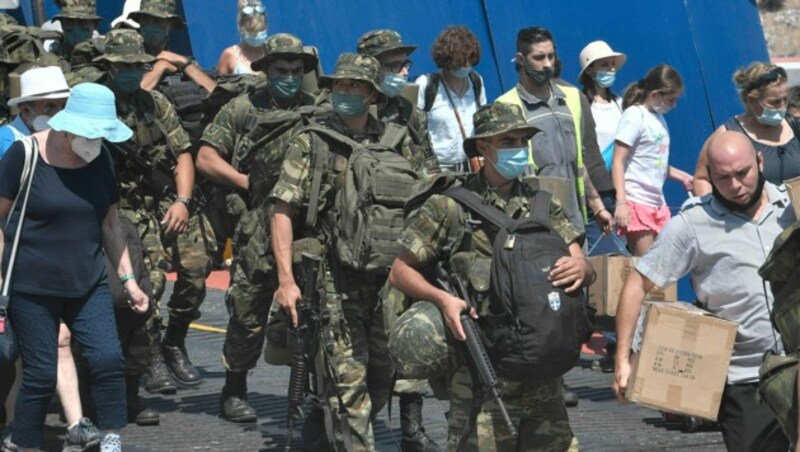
[237,0,267,36]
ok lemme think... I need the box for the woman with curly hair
[693,62,800,195]
[415,26,487,172]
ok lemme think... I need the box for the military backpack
[303,121,417,273]
[443,186,592,382]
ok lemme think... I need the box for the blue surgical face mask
[331,92,368,117]
[112,68,144,95]
[380,73,407,98]
[269,75,302,99]
[594,70,616,88]
[452,66,472,79]
[491,146,529,180]
[241,30,268,48]
[757,102,785,127]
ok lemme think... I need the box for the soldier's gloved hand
[274,282,303,327]
[124,280,150,314]
[549,256,593,293]
[162,201,189,235]
[438,293,477,342]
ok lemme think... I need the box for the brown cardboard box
[588,255,677,316]
[626,302,737,420]
[786,176,800,219]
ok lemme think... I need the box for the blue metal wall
[7,0,770,300]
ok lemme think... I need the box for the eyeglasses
[382,59,413,74]
[747,66,787,92]
[242,4,265,16]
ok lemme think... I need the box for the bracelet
[119,273,136,285]
[178,58,195,71]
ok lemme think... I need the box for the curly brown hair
[431,26,481,70]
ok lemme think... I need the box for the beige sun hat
[7,66,70,107]
[578,40,627,79]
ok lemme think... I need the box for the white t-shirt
[614,104,670,207]
[415,73,487,166]
[590,98,623,162]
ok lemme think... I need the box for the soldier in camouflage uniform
[270,53,439,451]
[357,28,442,452]
[95,29,214,390]
[388,102,591,451]
[195,33,321,423]
[51,0,102,61]
[129,0,216,94]
[0,39,15,126]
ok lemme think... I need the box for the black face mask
[524,64,553,86]
[708,167,766,212]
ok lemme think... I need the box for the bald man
[613,131,795,452]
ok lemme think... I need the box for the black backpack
[421,71,483,112]
[444,186,592,382]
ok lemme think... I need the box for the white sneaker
[99,433,121,452]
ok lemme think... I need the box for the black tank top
[724,116,800,184]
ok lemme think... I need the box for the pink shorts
[619,200,671,235]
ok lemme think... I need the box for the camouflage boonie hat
[0,13,18,27]
[53,0,102,21]
[318,52,385,98]
[463,102,540,157]
[357,29,417,58]
[93,29,156,64]
[251,33,318,74]
[128,0,186,28]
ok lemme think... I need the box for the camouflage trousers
[119,204,215,336]
[221,208,277,372]
[445,366,576,451]
[310,267,394,452]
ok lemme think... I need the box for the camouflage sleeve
[200,96,240,162]
[548,196,583,245]
[398,194,464,266]
[410,106,439,175]
[152,91,192,157]
[268,131,312,211]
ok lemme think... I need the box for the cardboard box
[786,176,800,219]
[588,255,677,316]
[626,302,737,420]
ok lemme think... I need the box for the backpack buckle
[504,235,516,250]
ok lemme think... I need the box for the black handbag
[0,136,39,364]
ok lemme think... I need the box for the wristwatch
[175,196,193,211]
[178,57,196,71]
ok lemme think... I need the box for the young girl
[612,64,693,256]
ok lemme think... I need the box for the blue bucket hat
[48,83,132,143]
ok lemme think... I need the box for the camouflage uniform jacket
[114,88,192,211]
[270,111,432,242]
[378,95,439,174]
[201,87,317,172]
[399,172,582,267]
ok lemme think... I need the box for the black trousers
[718,383,790,452]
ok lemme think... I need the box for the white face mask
[71,136,103,163]
[31,115,51,132]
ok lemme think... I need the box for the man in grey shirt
[614,131,795,452]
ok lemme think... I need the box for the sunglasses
[242,4,265,16]
[382,59,413,73]
[747,66,787,92]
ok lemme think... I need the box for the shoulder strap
[529,190,552,227]
[468,71,482,107]
[443,186,512,230]
[423,73,440,113]
[2,137,39,299]
[378,122,407,149]
[787,114,800,141]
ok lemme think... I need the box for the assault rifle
[434,265,517,445]
[104,140,206,212]
[284,253,352,452]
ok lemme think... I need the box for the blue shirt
[0,140,120,297]
[0,116,30,158]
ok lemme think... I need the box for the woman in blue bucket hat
[0,83,147,452]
